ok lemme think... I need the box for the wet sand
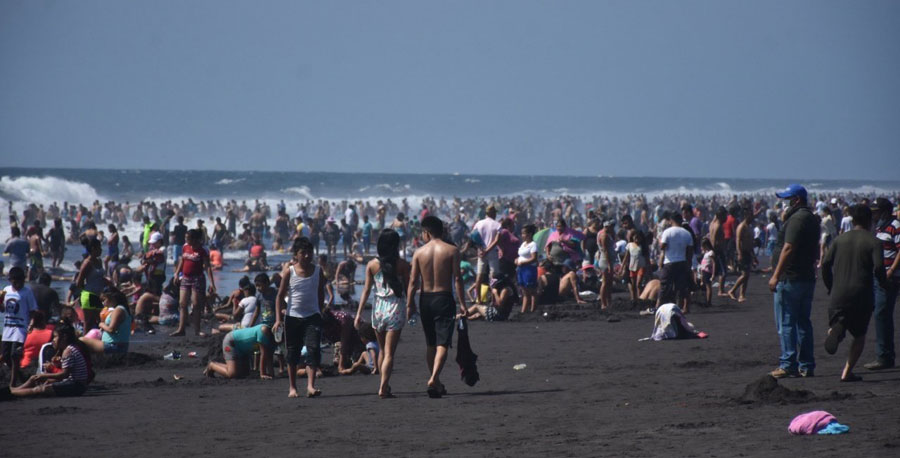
[4,272,900,457]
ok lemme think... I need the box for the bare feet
[288,388,299,398]
[307,388,322,398]
[727,291,738,301]
[737,296,746,303]
[203,366,213,378]
[170,330,185,337]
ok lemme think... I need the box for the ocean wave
[281,186,315,200]
[0,175,102,204]
[215,178,245,185]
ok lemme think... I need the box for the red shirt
[723,215,736,240]
[181,244,209,277]
[21,327,54,368]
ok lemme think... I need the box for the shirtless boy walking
[407,216,467,398]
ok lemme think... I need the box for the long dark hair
[376,229,404,298]
[54,322,89,357]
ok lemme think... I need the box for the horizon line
[0,165,895,184]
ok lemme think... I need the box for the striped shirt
[875,218,900,277]
[62,345,90,383]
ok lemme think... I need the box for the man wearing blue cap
[768,184,820,378]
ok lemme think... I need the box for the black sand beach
[4,272,899,457]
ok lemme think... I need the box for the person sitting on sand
[9,323,93,398]
[214,283,257,334]
[538,261,587,306]
[322,307,369,375]
[338,325,379,375]
[205,324,274,380]
[467,273,516,322]
[20,311,54,370]
[81,288,132,355]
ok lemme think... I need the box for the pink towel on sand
[789,411,836,435]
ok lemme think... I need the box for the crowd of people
[2,183,899,400]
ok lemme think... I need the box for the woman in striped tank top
[10,323,92,398]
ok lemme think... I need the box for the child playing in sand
[338,326,379,375]
[204,324,275,379]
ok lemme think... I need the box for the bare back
[412,239,459,293]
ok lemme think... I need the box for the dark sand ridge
[3,273,900,457]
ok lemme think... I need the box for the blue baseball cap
[775,184,807,200]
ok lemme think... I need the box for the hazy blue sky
[1,1,898,179]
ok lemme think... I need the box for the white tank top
[288,264,321,318]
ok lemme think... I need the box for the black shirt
[773,206,820,281]
[172,224,187,245]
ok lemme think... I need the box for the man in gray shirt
[3,227,29,270]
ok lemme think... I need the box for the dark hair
[271,273,283,289]
[38,272,52,286]
[108,224,118,233]
[101,288,132,316]
[421,216,443,237]
[670,212,683,224]
[87,238,102,253]
[849,204,873,229]
[54,322,90,357]
[376,229,404,298]
[292,237,314,255]
[31,310,47,329]
[522,224,537,237]
[358,324,377,343]
[242,283,257,296]
[11,226,20,237]
[238,275,251,289]
[254,273,270,286]
[187,229,201,242]
[8,266,25,281]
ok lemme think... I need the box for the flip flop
[427,385,442,398]
[840,374,862,382]
[307,389,322,398]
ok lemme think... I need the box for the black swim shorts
[419,291,456,348]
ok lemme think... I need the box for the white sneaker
[639,307,655,316]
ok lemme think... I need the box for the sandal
[840,374,862,383]
[307,389,322,398]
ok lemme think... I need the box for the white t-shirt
[840,216,853,234]
[2,286,38,343]
[659,226,693,264]
[239,296,258,328]
[516,241,537,263]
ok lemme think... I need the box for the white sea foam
[0,175,103,205]
[215,178,245,185]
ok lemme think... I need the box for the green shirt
[773,206,819,281]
